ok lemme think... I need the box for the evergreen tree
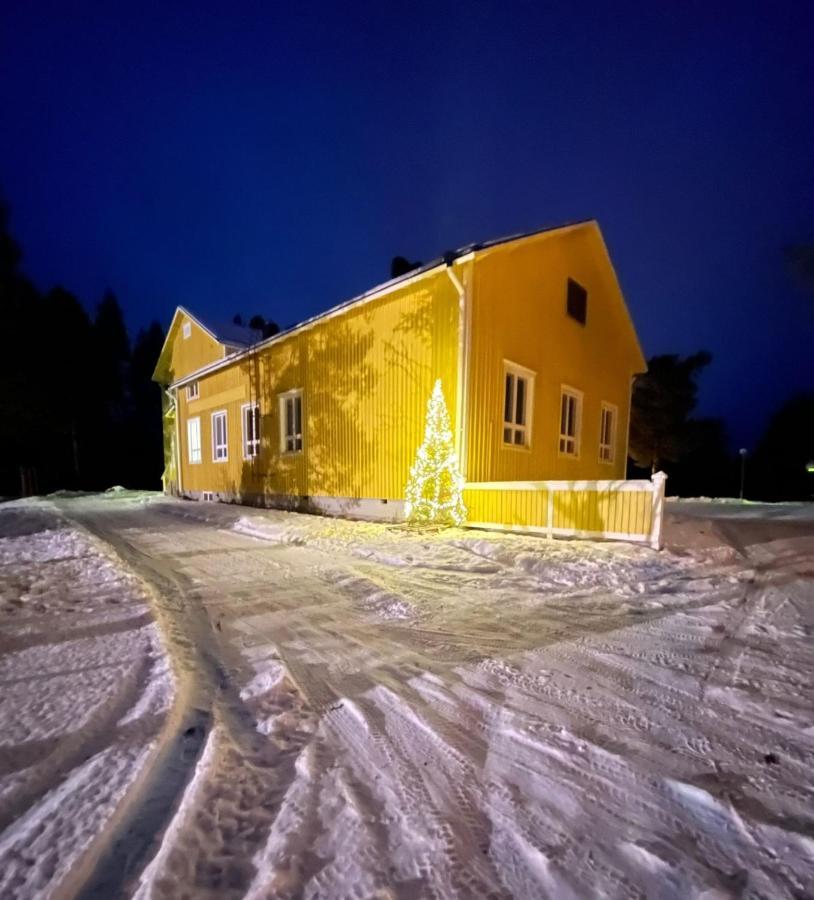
[629,351,712,474]
[128,322,166,488]
[248,314,280,338]
[390,256,423,279]
[751,392,814,500]
[405,379,466,526]
[0,197,164,495]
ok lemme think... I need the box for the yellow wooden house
[153,220,657,541]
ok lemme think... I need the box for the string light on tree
[404,379,467,526]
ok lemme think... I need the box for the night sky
[1,1,812,448]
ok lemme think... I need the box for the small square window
[187,381,199,400]
[182,321,192,339]
[566,278,587,325]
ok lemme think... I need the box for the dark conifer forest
[0,202,165,497]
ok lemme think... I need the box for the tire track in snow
[48,497,814,897]
[58,503,312,899]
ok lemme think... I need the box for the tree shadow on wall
[377,286,454,477]
[230,284,448,519]
[235,319,378,515]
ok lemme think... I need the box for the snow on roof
[194,314,264,347]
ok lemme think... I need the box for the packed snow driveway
[0,500,175,899]
[6,493,813,898]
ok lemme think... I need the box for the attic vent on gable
[566,278,588,325]
[182,321,192,339]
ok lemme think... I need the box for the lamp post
[739,448,747,501]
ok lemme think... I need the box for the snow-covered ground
[0,499,175,899]
[2,492,813,897]
[668,497,814,520]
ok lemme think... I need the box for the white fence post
[650,471,668,550]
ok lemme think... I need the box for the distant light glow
[405,379,466,527]
[806,460,814,474]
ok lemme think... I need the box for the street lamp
[739,448,748,500]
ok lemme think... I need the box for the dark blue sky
[1,1,812,447]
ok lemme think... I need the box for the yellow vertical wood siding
[158,313,225,383]
[465,222,645,484]
[165,220,646,514]
[176,268,461,503]
[463,484,653,539]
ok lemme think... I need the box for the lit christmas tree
[405,379,467,526]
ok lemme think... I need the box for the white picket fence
[463,472,668,549]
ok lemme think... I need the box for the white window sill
[501,442,532,452]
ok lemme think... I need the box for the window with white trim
[187,417,201,464]
[242,403,261,459]
[559,387,582,456]
[599,402,617,463]
[182,320,192,339]
[211,410,228,461]
[187,381,199,400]
[503,362,535,447]
[279,389,303,453]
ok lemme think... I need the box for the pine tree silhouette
[405,380,466,525]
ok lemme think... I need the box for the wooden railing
[463,472,667,549]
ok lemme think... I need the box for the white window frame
[558,385,583,457]
[187,380,199,401]
[599,401,617,464]
[502,360,535,449]
[211,410,228,462]
[278,389,304,454]
[182,320,192,339]
[242,402,261,459]
[187,416,202,464]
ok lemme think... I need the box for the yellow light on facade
[405,379,467,526]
